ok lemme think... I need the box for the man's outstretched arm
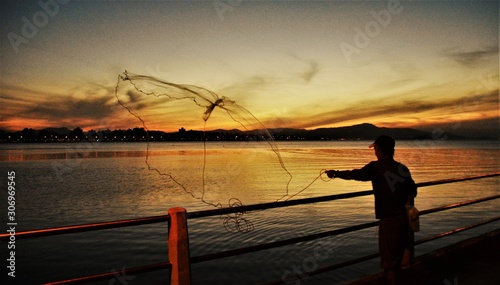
[326,170,353,180]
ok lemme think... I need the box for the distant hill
[268,123,463,140]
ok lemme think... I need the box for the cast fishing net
[114,71,330,232]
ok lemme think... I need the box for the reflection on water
[0,140,498,284]
[0,150,149,161]
[0,143,216,161]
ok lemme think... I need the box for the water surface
[0,140,498,284]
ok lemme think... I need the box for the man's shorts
[378,214,408,269]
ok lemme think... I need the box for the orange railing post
[168,207,191,285]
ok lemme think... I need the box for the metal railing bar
[414,215,500,246]
[188,173,500,219]
[44,261,172,285]
[415,172,499,188]
[260,252,380,285]
[260,216,500,285]
[190,221,379,264]
[419,195,500,216]
[187,190,373,219]
[0,215,170,241]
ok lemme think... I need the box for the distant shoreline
[2,137,497,143]
[1,123,498,143]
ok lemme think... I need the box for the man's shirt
[350,158,417,219]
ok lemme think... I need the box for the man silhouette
[326,135,417,285]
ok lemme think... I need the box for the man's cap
[369,135,395,149]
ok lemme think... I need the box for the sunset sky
[1,0,498,137]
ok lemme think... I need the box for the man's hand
[326,170,337,178]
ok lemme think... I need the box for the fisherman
[326,135,417,285]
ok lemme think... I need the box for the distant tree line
[0,127,280,143]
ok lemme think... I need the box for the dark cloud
[441,46,499,67]
[0,83,124,130]
[25,95,116,120]
[123,90,156,110]
[294,89,499,129]
[126,90,142,103]
[302,60,320,82]
[289,53,321,82]
[4,81,186,131]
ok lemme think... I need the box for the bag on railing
[406,205,420,232]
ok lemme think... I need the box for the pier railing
[1,173,499,284]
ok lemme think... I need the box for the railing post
[168,207,191,285]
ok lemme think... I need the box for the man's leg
[384,268,401,285]
[379,215,407,285]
